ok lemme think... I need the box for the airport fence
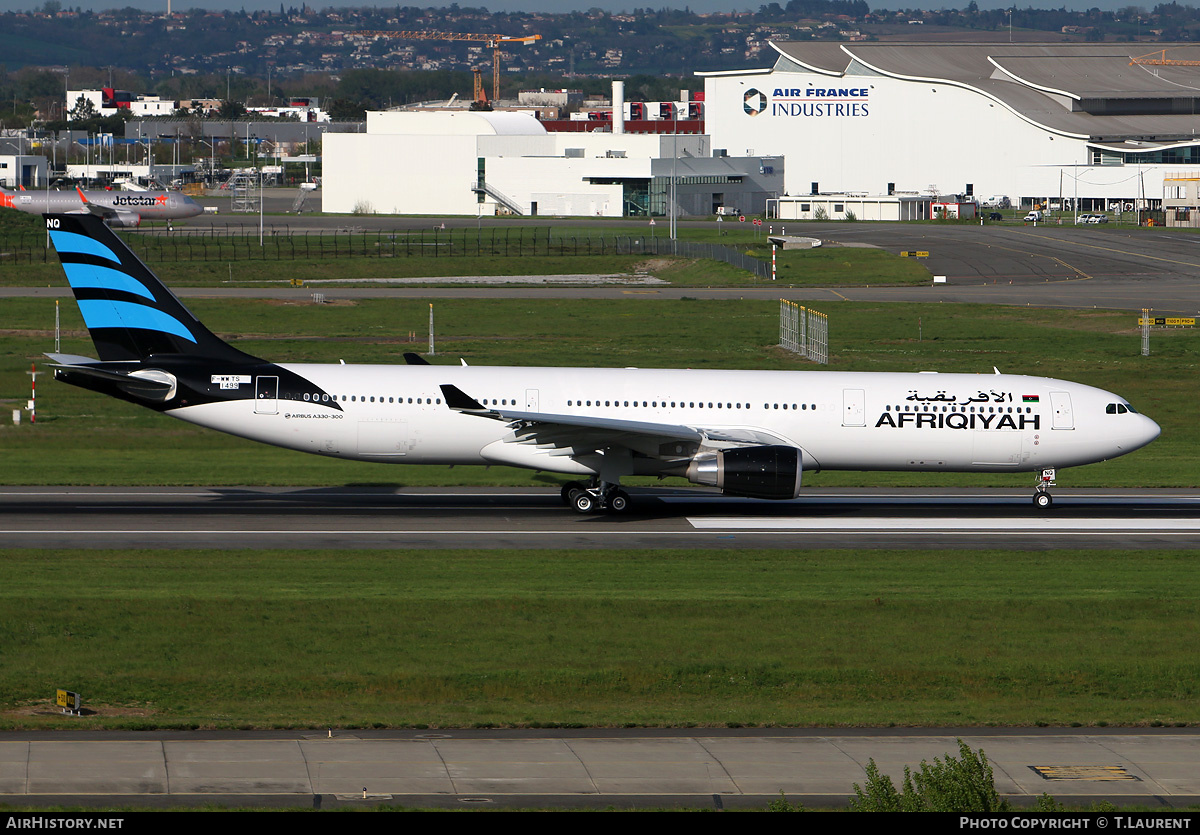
[0,225,772,279]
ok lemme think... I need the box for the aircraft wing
[440,384,793,458]
[75,188,116,218]
[81,203,117,219]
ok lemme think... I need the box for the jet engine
[685,445,802,500]
[106,211,141,228]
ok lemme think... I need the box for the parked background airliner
[2,186,201,227]
[43,213,1160,512]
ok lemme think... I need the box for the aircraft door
[525,389,540,412]
[1050,391,1074,429]
[254,376,278,414]
[842,389,865,426]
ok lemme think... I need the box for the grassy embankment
[2,547,1198,729]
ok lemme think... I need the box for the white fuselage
[164,365,1160,478]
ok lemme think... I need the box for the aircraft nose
[1139,414,1162,448]
[1121,414,1161,452]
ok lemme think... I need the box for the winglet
[76,186,89,204]
[403,352,430,366]
[440,384,488,412]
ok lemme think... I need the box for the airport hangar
[702,41,1200,220]
[325,43,1200,221]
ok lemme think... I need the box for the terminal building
[701,42,1200,212]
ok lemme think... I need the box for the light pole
[197,138,216,187]
[670,99,678,242]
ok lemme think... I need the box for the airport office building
[324,106,783,218]
[702,42,1200,215]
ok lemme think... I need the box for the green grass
[0,297,1193,487]
[2,548,1197,729]
[0,249,908,289]
[0,222,930,287]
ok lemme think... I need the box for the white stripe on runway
[688,517,1200,531]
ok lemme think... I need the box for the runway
[3,486,1198,550]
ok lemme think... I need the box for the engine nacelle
[106,211,141,228]
[685,445,802,500]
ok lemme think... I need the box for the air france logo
[766,86,871,118]
[743,88,767,117]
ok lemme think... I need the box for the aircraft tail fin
[45,213,259,363]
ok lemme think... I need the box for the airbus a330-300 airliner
[43,213,1160,513]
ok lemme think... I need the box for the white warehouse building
[701,42,1200,211]
[323,109,783,218]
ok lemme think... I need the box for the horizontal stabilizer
[51,360,177,403]
[44,352,103,366]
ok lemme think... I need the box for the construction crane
[1130,49,1200,67]
[356,31,542,101]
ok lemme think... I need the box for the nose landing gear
[1033,468,1056,509]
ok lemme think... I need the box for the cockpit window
[1106,403,1132,415]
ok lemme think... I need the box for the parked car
[1087,213,1109,224]
[1024,210,1043,222]
[987,212,1004,221]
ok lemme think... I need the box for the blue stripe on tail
[48,230,122,264]
[61,263,155,300]
[77,299,197,343]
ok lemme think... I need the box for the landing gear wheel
[561,481,586,506]
[1034,491,1053,509]
[608,489,630,513]
[573,491,598,514]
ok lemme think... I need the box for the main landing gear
[560,480,631,514]
[1033,468,1056,509]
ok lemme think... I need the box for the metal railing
[780,300,828,364]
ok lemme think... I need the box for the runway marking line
[688,517,1200,531]
[7,528,1200,538]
